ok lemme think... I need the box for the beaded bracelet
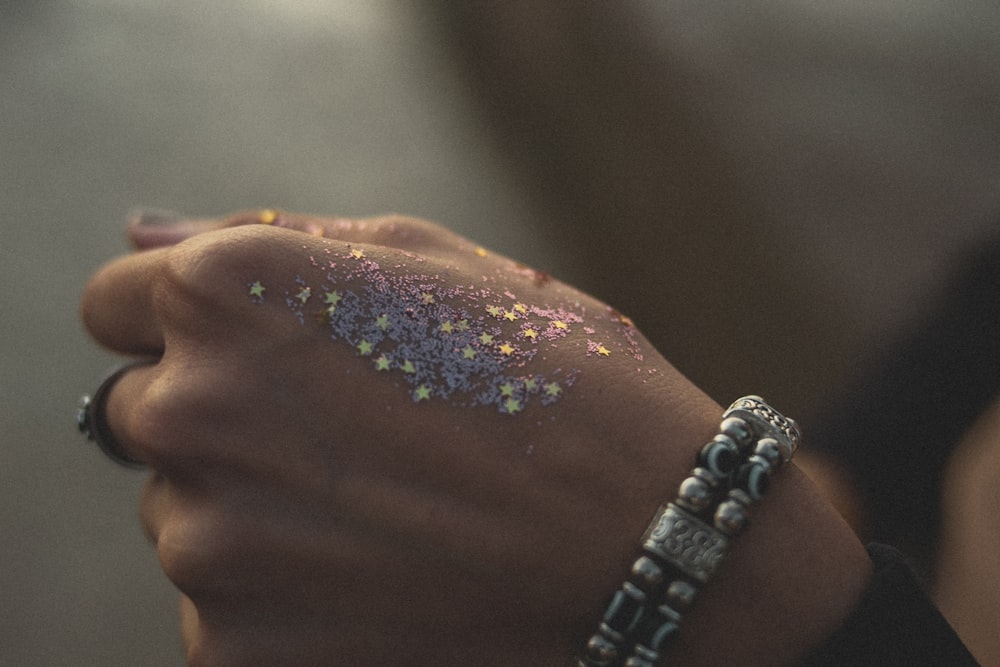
[576,396,801,667]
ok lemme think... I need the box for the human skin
[80,211,871,666]
[935,396,1000,666]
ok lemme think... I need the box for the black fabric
[801,543,978,666]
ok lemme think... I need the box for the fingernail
[128,207,183,226]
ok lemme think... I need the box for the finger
[130,207,485,259]
[127,208,329,250]
[80,248,168,355]
[127,208,231,250]
[179,595,199,655]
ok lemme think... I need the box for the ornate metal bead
[643,504,729,583]
[724,396,801,459]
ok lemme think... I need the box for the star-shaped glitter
[503,310,518,322]
[350,248,365,260]
[499,382,516,397]
[545,382,562,397]
[498,343,516,356]
[455,319,470,332]
[357,339,374,356]
[503,397,522,414]
[324,290,342,306]
[486,305,503,318]
[421,292,435,305]
[551,320,568,330]
[513,303,528,314]
[440,321,455,334]
[414,385,432,402]
[375,314,390,331]
[524,377,538,391]
[461,345,477,360]
[374,354,391,371]
[296,287,312,304]
[478,332,494,345]
[249,281,265,298]
[523,328,538,340]
[596,344,611,357]
[400,360,416,374]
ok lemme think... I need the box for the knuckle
[123,370,219,466]
[155,226,284,321]
[365,215,464,250]
[156,507,242,598]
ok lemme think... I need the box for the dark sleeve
[800,543,978,666]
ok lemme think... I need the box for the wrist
[572,398,873,666]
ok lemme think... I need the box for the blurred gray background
[2,1,998,665]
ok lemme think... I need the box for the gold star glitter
[249,281,265,298]
[474,247,489,257]
[552,320,568,330]
[524,378,538,391]
[296,287,312,304]
[462,345,477,360]
[401,360,416,374]
[487,305,503,318]
[375,314,390,331]
[504,397,522,414]
[259,209,278,224]
[414,385,432,402]
[455,319,470,332]
[498,343,516,356]
[523,328,538,340]
[324,290,342,306]
[374,354,391,371]
[357,339,374,356]
[440,321,455,334]
[499,382,515,397]
[351,248,365,260]
[513,303,528,314]
[478,332,494,345]
[545,382,562,397]
[421,292,435,305]
[597,344,611,357]
[503,310,518,322]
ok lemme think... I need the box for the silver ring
[77,361,153,468]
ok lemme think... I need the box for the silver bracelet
[576,396,800,667]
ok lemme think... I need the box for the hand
[81,211,868,666]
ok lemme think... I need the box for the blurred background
[2,1,998,664]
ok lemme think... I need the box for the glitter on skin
[246,243,655,414]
